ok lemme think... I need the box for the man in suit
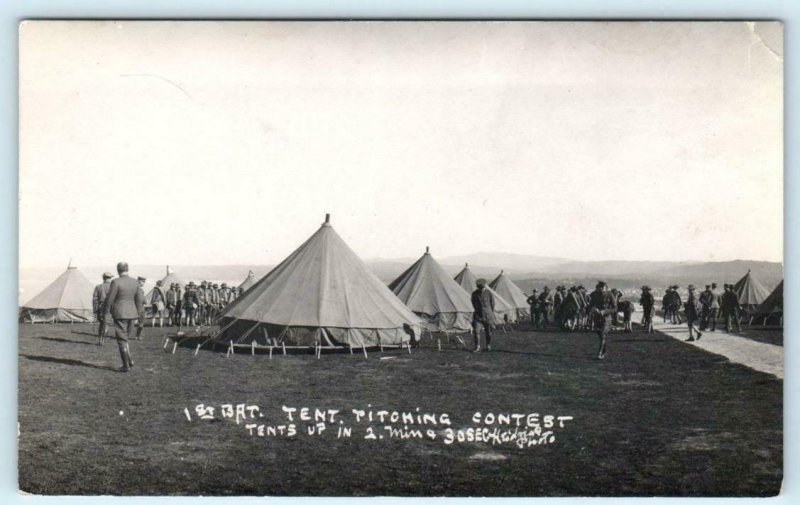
[102,262,141,372]
[588,281,617,360]
[92,272,114,345]
[471,279,496,352]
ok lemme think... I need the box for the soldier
[183,282,199,326]
[698,285,712,331]
[173,283,184,326]
[640,285,655,333]
[721,283,742,334]
[150,279,167,327]
[576,285,590,329]
[669,285,683,324]
[218,283,231,308]
[615,291,635,333]
[537,286,553,328]
[471,279,496,352]
[526,289,538,328]
[102,262,140,372]
[135,276,146,339]
[208,283,221,324]
[165,282,177,327]
[92,272,114,345]
[661,287,671,323]
[561,286,581,330]
[708,282,720,331]
[684,285,703,341]
[588,281,617,359]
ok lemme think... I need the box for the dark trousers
[472,320,492,349]
[708,308,718,330]
[725,310,741,333]
[113,318,135,368]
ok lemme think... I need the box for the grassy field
[18,322,782,496]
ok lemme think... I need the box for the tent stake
[269,346,273,359]
[362,346,368,359]
[407,340,412,355]
[282,342,286,356]
[437,339,441,352]
[194,343,201,356]
[251,341,255,355]
[172,341,178,354]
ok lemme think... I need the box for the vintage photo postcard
[17,21,783,496]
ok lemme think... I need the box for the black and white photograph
[16,20,784,496]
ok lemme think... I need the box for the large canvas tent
[753,280,783,325]
[489,270,531,320]
[238,270,256,292]
[733,270,771,310]
[216,215,422,349]
[388,248,473,332]
[19,264,95,323]
[453,264,519,323]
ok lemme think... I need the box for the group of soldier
[147,280,245,327]
[525,285,636,334]
[92,273,246,346]
[666,283,744,341]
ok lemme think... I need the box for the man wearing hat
[135,276,147,339]
[684,285,703,341]
[165,282,177,327]
[218,283,231,308]
[588,281,616,359]
[183,282,199,326]
[92,272,114,345]
[537,286,554,328]
[639,286,655,333]
[526,289,538,328]
[721,284,742,334]
[207,283,221,324]
[707,282,720,331]
[471,279,496,352]
[150,279,167,328]
[102,262,140,372]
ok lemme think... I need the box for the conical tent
[19,265,95,323]
[733,270,771,309]
[453,264,519,323]
[217,215,422,348]
[238,270,256,291]
[388,248,474,332]
[754,280,783,322]
[489,270,531,320]
[146,266,184,304]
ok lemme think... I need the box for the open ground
[18,321,782,496]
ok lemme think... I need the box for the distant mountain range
[18,255,783,304]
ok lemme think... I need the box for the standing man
[102,262,140,372]
[526,289,538,328]
[698,285,712,331]
[722,284,742,334]
[183,282,198,327]
[135,276,146,339]
[538,286,553,328]
[196,281,208,325]
[640,286,655,333]
[219,283,231,308]
[471,279,496,352]
[92,272,114,345]
[684,285,703,341]
[150,279,167,328]
[588,281,617,360]
[708,282,720,332]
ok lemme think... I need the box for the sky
[19,21,783,268]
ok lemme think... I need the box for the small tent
[453,264,519,323]
[753,280,783,325]
[217,215,422,349]
[146,266,184,304]
[19,264,95,323]
[733,270,771,310]
[238,270,257,292]
[489,270,531,320]
[388,247,473,332]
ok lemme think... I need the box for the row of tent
[18,265,258,324]
[19,216,785,341]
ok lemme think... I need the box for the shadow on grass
[39,336,98,346]
[21,354,118,372]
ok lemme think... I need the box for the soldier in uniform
[92,272,114,345]
[208,283,221,324]
[537,286,553,328]
[588,281,617,359]
[195,281,206,325]
[183,282,199,326]
[165,283,177,327]
[218,283,231,308]
[135,276,146,339]
[698,285,712,331]
[150,279,167,327]
[471,279,496,352]
[561,286,580,330]
[708,282,720,331]
[661,287,671,323]
[721,283,742,334]
[639,285,655,333]
[526,289,538,328]
[102,262,141,372]
[684,285,703,341]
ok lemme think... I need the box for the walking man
[102,262,140,372]
[698,285,712,331]
[588,281,616,359]
[640,285,655,333]
[135,276,146,339]
[92,272,113,345]
[684,285,703,341]
[471,278,496,352]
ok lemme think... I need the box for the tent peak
[425,246,430,254]
[322,213,331,226]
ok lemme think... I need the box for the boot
[117,345,130,372]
